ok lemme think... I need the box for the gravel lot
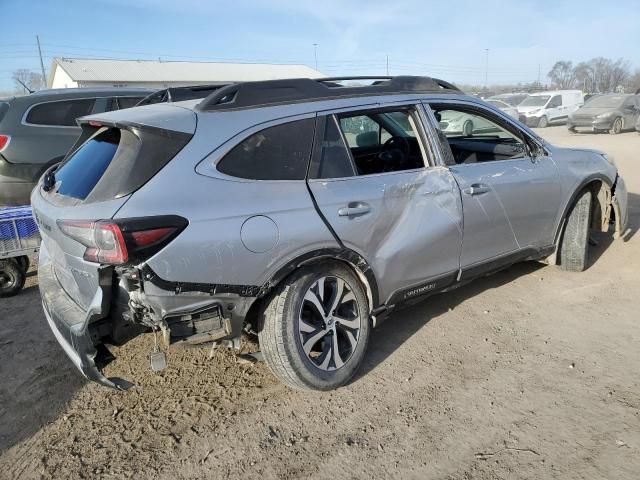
[1,126,638,479]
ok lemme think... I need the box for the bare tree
[547,61,576,88]
[628,70,640,94]
[12,69,44,93]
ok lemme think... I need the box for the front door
[307,105,463,305]
[427,102,561,269]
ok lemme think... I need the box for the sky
[2,0,639,92]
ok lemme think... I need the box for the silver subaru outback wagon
[31,76,629,391]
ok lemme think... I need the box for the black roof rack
[196,75,462,111]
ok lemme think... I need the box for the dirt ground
[1,126,639,480]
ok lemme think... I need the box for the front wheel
[259,263,370,391]
[559,189,592,272]
[0,259,26,297]
[538,116,548,128]
[610,117,623,135]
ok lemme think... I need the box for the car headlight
[528,109,540,115]
[596,112,613,119]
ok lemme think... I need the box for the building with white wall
[48,58,323,89]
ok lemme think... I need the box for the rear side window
[117,97,144,109]
[55,129,121,199]
[26,99,95,126]
[217,118,314,180]
[0,102,9,123]
[309,116,356,179]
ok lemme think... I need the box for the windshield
[584,95,627,108]
[487,100,507,108]
[520,95,550,107]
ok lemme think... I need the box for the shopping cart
[0,206,41,297]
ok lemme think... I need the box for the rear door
[307,103,463,305]
[426,101,561,269]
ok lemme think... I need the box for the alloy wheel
[0,270,16,290]
[297,276,362,371]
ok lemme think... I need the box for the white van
[517,90,583,128]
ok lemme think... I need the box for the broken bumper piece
[38,257,132,390]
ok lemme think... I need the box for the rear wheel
[259,263,370,391]
[610,117,623,135]
[559,189,592,272]
[0,259,26,297]
[538,116,548,128]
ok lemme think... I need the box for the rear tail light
[58,216,187,265]
[0,135,10,152]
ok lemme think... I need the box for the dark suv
[0,87,153,206]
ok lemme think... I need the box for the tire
[559,189,592,272]
[258,262,370,391]
[0,259,26,297]
[538,116,548,128]
[16,255,30,273]
[463,120,474,136]
[609,117,622,135]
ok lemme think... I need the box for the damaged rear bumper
[38,251,131,390]
[39,241,257,390]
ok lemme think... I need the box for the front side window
[432,105,528,164]
[26,99,95,126]
[548,95,562,108]
[217,118,314,180]
[312,108,427,178]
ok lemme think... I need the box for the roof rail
[196,75,462,111]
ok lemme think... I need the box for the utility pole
[312,43,318,70]
[36,35,47,89]
[484,48,489,88]
[386,55,389,76]
[537,64,541,85]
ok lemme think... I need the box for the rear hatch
[32,104,196,310]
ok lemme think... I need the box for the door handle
[338,203,371,217]
[463,184,490,196]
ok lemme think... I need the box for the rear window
[55,129,121,199]
[26,99,95,126]
[217,119,314,180]
[51,124,192,203]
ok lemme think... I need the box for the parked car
[136,84,227,106]
[488,93,529,107]
[517,90,583,127]
[0,87,153,207]
[31,76,628,391]
[583,93,601,104]
[485,98,519,118]
[567,94,640,134]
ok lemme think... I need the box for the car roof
[196,76,463,112]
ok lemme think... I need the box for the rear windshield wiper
[42,165,58,192]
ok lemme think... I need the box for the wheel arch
[259,248,380,312]
[547,174,613,265]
